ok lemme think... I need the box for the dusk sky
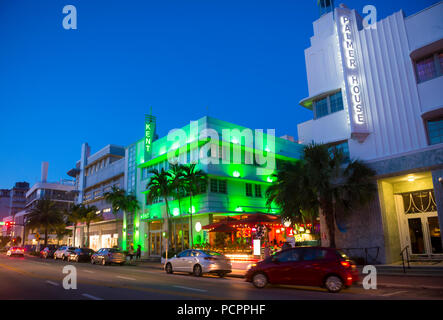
[0,0,437,189]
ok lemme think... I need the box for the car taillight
[340,261,351,268]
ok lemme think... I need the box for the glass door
[428,217,443,254]
[408,218,425,254]
[407,214,443,256]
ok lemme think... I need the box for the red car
[245,247,358,293]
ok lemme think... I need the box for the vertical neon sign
[336,7,370,143]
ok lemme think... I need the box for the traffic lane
[1,255,385,300]
[4,255,442,300]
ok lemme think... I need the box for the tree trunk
[44,227,48,248]
[86,223,90,248]
[164,198,171,266]
[324,204,336,248]
[189,192,193,249]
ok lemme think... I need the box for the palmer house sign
[336,8,370,143]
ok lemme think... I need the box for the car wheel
[324,275,344,293]
[252,273,268,289]
[75,256,79,263]
[193,264,202,277]
[91,258,95,264]
[165,263,173,274]
[101,258,106,266]
[217,272,226,278]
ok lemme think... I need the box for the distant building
[67,143,125,250]
[13,163,75,245]
[0,182,29,237]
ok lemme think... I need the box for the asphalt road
[0,254,442,300]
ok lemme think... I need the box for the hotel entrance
[148,221,163,256]
[402,190,442,255]
[387,173,443,258]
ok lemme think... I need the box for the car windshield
[109,249,121,253]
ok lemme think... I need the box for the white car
[165,249,232,277]
[53,246,76,261]
[6,247,24,257]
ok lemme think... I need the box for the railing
[340,247,380,265]
[400,245,410,273]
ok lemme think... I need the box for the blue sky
[0,0,437,188]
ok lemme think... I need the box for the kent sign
[144,114,156,160]
[336,8,370,143]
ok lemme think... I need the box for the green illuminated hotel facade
[123,116,303,257]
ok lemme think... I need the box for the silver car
[54,246,76,261]
[165,249,232,277]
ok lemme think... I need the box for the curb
[357,282,443,290]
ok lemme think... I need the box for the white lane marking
[83,270,95,274]
[82,293,104,300]
[46,280,59,287]
[381,290,408,297]
[117,276,136,281]
[173,285,207,293]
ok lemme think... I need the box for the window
[246,183,253,197]
[210,179,227,194]
[255,184,262,198]
[329,91,344,113]
[328,140,350,162]
[313,90,344,119]
[427,118,443,145]
[302,248,328,261]
[415,51,443,83]
[276,249,302,262]
[315,97,329,118]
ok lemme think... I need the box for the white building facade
[67,143,125,250]
[297,1,443,263]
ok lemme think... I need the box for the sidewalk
[134,261,443,290]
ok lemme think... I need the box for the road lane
[1,254,442,300]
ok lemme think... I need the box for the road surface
[0,254,442,300]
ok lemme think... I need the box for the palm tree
[81,205,102,247]
[104,186,127,244]
[146,168,172,261]
[182,163,207,248]
[169,164,186,250]
[66,204,84,247]
[304,143,377,247]
[266,143,376,248]
[26,199,64,248]
[266,160,318,230]
[55,223,72,246]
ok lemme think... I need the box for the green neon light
[0,222,5,226]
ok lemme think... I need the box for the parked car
[40,245,59,259]
[68,248,95,262]
[6,246,25,257]
[245,247,358,293]
[91,248,126,265]
[54,246,77,261]
[164,249,232,277]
